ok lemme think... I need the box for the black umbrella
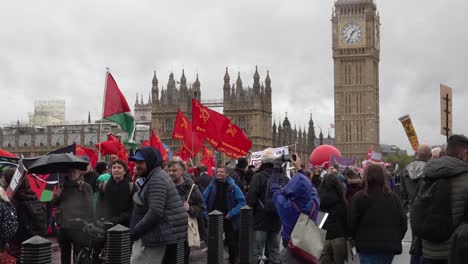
[27,153,89,174]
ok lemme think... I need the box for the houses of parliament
[135,67,334,161]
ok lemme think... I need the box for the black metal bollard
[207,210,224,264]
[239,205,254,264]
[21,235,52,264]
[106,224,131,264]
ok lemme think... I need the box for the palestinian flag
[0,156,18,173]
[103,71,135,145]
[0,149,18,173]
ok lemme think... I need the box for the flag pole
[191,130,194,162]
[98,68,110,161]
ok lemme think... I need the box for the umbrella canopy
[28,153,89,174]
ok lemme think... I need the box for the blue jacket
[203,177,246,230]
[270,167,320,244]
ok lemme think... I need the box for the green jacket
[421,156,468,259]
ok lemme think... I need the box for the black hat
[236,157,248,169]
[95,161,108,175]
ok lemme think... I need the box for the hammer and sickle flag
[192,98,230,148]
[172,109,204,157]
[172,109,191,141]
[216,122,252,158]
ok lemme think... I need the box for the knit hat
[261,148,277,164]
[95,161,108,175]
[236,157,248,169]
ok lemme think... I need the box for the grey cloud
[0,0,467,154]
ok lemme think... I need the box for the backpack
[0,200,18,243]
[257,172,277,214]
[21,199,48,237]
[410,177,452,242]
[448,201,468,262]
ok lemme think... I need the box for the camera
[281,154,292,162]
[273,154,291,165]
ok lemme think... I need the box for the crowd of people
[0,134,467,264]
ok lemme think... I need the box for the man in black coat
[230,157,248,194]
[247,148,288,264]
[195,165,212,193]
[168,160,206,263]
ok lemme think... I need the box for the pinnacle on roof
[180,69,186,84]
[194,74,200,87]
[265,70,271,85]
[152,70,158,84]
[236,72,242,86]
[224,67,230,81]
[254,65,260,80]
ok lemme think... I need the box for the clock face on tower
[342,22,362,44]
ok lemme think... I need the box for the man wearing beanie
[247,148,288,263]
[95,161,108,176]
[230,157,248,194]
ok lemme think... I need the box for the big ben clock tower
[332,0,380,160]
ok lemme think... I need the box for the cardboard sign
[440,84,453,137]
[250,146,289,169]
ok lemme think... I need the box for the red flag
[95,133,128,161]
[201,146,215,176]
[75,145,98,168]
[150,130,169,161]
[216,122,252,158]
[172,109,204,157]
[192,98,230,148]
[141,140,150,147]
[175,144,191,162]
[172,109,191,140]
[95,133,120,155]
[116,141,129,162]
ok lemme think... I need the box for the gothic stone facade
[222,67,272,152]
[0,122,150,157]
[146,67,324,162]
[332,0,380,160]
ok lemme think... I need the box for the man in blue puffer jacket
[203,166,246,264]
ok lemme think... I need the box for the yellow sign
[399,115,419,151]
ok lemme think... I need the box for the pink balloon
[309,145,341,166]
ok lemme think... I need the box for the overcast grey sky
[0,0,466,154]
